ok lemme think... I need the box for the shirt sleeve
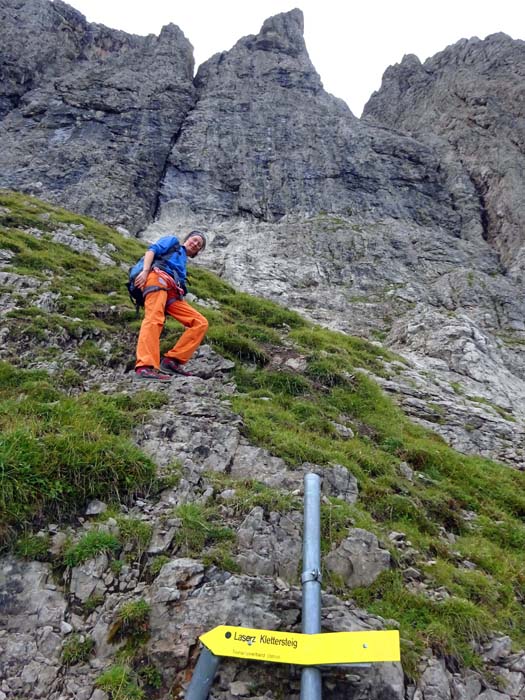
[148,236,180,256]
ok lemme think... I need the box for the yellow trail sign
[199,625,400,666]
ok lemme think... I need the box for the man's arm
[134,249,155,290]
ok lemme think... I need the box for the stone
[416,658,452,700]
[495,668,524,697]
[331,422,355,439]
[399,462,414,481]
[34,290,60,312]
[230,681,250,696]
[389,532,407,543]
[0,558,65,696]
[320,464,359,504]
[150,559,205,605]
[403,567,423,581]
[509,652,525,673]
[482,636,513,662]
[90,691,108,700]
[85,500,108,516]
[451,673,483,700]
[147,526,177,554]
[235,507,302,582]
[69,554,109,603]
[477,692,511,700]
[324,529,391,588]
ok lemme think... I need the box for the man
[134,231,208,381]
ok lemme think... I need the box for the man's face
[184,235,204,258]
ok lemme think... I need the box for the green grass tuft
[62,634,95,666]
[63,530,121,567]
[116,517,153,555]
[15,532,51,560]
[108,599,151,646]
[0,363,158,546]
[95,665,144,700]
[148,555,170,577]
[174,502,235,555]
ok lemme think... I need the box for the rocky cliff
[0,0,195,232]
[158,9,472,236]
[363,33,525,274]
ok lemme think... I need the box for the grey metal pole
[301,473,322,700]
[185,648,220,700]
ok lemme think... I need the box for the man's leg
[135,281,168,369]
[163,299,209,364]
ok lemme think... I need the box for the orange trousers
[135,271,208,369]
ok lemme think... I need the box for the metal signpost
[185,648,220,700]
[186,473,400,698]
[301,472,322,699]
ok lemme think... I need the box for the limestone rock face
[324,529,391,588]
[0,558,67,697]
[0,0,196,232]
[158,9,471,236]
[363,33,525,272]
[140,16,525,471]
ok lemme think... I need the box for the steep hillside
[1,192,525,699]
[3,4,524,480]
[145,204,525,473]
[2,4,525,700]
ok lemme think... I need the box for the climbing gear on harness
[127,240,182,316]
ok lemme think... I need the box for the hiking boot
[160,357,193,376]
[135,366,172,381]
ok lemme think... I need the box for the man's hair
[184,230,207,251]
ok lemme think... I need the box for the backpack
[126,240,181,316]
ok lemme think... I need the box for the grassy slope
[1,190,524,679]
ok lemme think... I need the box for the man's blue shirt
[148,236,187,284]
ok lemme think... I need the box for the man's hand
[135,269,149,289]
[135,250,155,289]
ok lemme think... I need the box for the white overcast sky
[63,0,523,117]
